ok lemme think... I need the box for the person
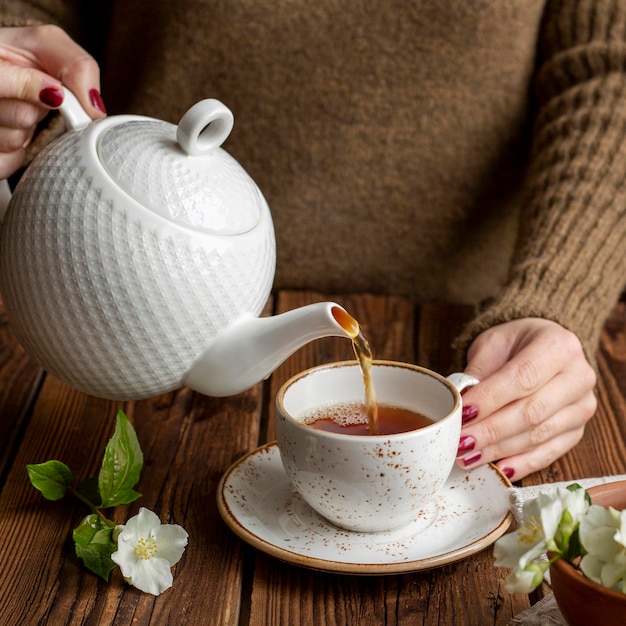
[1,0,621,482]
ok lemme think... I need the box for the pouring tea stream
[0,90,359,400]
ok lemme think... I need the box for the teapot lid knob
[176,99,234,156]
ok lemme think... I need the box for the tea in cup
[275,361,478,533]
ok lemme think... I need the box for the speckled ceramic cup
[275,361,478,533]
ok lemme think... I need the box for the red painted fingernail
[462,405,479,424]
[89,89,107,113]
[502,467,515,480]
[462,451,482,466]
[39,87,64,108]
[457,435,475,456]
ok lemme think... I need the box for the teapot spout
[183,302,359,397]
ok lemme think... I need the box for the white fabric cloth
[510,594,567,625]
[508,475,626,527]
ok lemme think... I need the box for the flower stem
[69,486,115,527]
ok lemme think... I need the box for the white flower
[558,485,591,525]
[500,561,547,594]
[493,487,589,593]
[614,509,626,550]
[580,505,626,592]
[111,507,188,595]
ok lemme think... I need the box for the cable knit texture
[454,0,626,367]
[3,0,626,369]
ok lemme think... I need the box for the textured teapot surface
[96,99,264,235]
[97,121,262,234]
[0,95,276,399]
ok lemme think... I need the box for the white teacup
[275,361,478,533]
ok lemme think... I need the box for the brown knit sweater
[3,0,626,369]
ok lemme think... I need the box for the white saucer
[217,442,513,574]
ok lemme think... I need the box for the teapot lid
[96,100,262,235]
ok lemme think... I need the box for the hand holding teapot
[0,90,355,399]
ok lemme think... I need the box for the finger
[0,59,62,108]
[17,25,104,117]
[463,350,556,422]
[492,425,588,481]
[462,325,517,381]
[462,391,595,466]
[457,394,596,477]
[0,97,47,129]
[461,370,595,452]
[463,329,585,417]
[0,25,105,118]
[0,125,34,152]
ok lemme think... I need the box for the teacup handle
[447,372,480,395]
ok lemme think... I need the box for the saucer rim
[217,442,513,575]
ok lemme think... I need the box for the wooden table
[1,290,625,625]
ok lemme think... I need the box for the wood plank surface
[0,381,261,625]
[0,302,44,482]
[1,292,625,625]
[0,293,266,626]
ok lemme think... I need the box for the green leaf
[98,410,143,508]
[26,460,73,501]
[566,483,583,491]
[563,528,584,564]
[73,514,118,581]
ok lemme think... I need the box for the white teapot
[0,92,356,399]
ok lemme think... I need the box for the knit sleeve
[454,0,626,369]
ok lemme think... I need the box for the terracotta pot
[550,480,626,626]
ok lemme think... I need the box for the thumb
[463,327,514,382]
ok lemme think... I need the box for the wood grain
[0,300,43,482]
[1,293,625,624]
[0,353,262,623]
